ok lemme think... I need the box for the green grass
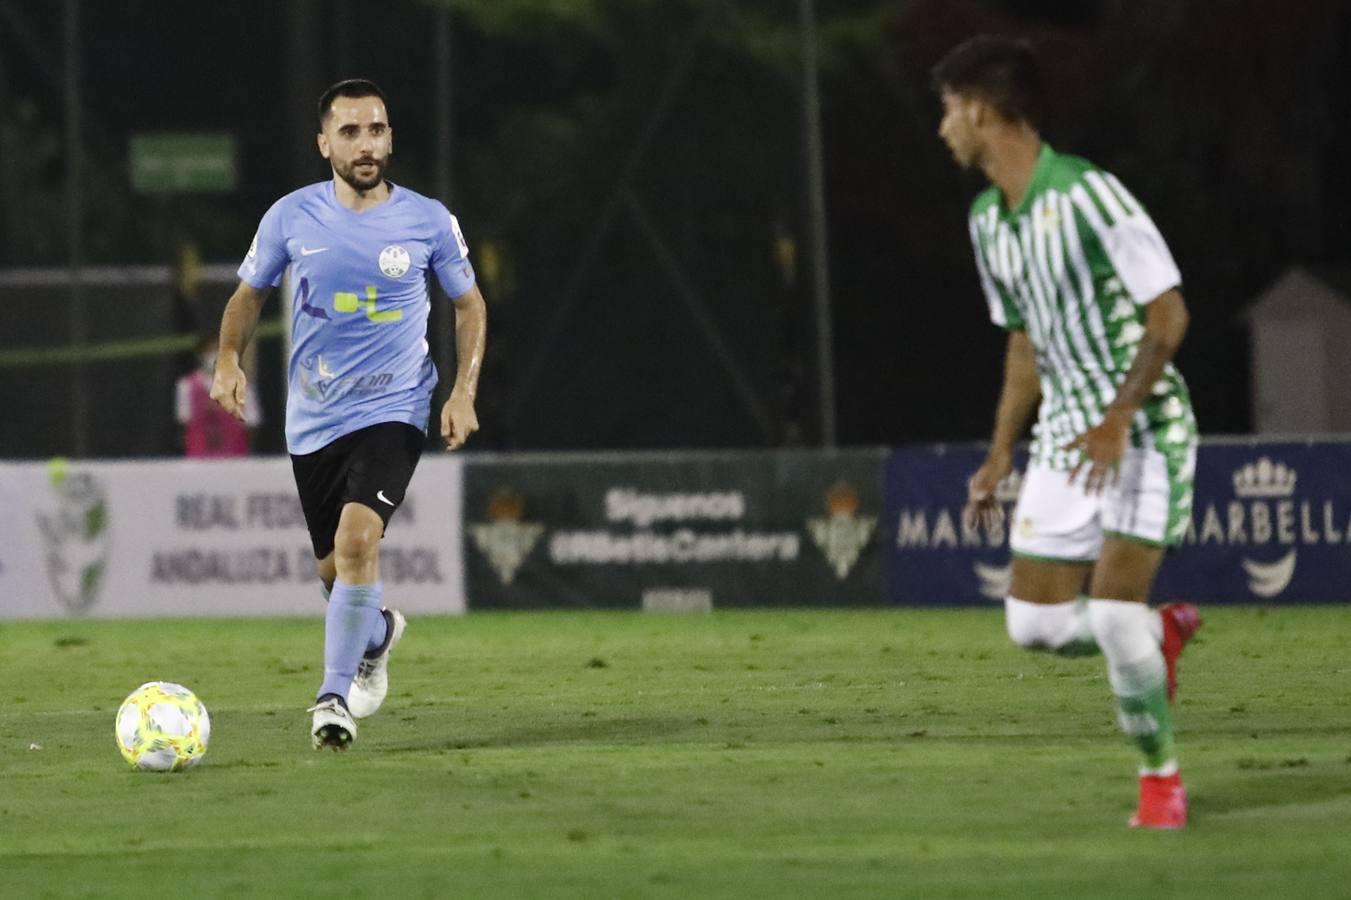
[2,607,1349,899]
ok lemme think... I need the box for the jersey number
[334,286,402,323]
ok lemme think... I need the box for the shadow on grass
[380,715,696,752]
[1192,767,1351,819]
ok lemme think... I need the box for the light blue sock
[319,582,388,650]
[316,580,387,701]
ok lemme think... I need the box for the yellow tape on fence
[0,320,284,368]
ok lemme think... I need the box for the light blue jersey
[238,182,476,454]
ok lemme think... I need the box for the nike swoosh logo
[300,246,329,256]
[376,490,396,507]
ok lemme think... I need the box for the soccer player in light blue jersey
[210,79,487,751]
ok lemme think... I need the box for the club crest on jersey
[379,245,411,278]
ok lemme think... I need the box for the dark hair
[931,36,1041,126]
[317,78,388,126]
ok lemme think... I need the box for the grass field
[2,606,1349,899]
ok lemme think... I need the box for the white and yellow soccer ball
[114,681,211,771]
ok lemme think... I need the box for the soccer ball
[114,681,211,771]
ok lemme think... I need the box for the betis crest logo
[35,459,110,615]
[807,482,876,580]
[468,489,543,585]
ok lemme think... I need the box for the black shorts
[290,422,425,559]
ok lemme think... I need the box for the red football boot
[1129,772,1188,829]
[1159,602,1201,702]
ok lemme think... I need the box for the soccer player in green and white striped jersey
[933,36,1202,829]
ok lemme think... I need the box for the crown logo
[1232,457,1297,498]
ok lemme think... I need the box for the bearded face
[318,95,392,193]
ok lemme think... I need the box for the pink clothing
[176,370,252,458]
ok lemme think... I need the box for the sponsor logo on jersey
[379,245,411,278]
[296,277,331,322]
[297,355,394,402]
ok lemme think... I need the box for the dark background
[2,0,1347,457]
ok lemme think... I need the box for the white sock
[1088,599,1177,772]
[1086,599,1166,693]
[1004,596,1098,656]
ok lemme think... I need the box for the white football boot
[308,696,357,751]
[347,609,407,719]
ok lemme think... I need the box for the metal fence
[0,265,283,459]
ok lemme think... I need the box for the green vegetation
[2,607,1348,898]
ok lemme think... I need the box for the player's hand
[209,359,248,422]
[1066,408,1130,495]
[964,447,1012,531]
[441,389,479,450]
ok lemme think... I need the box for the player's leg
[292,438,363,749]
[315,500,390,704]
[1005,558,1094,654]
[1091,444,1198,828]
[316,553,336,597]
[1087,538,1185,827]
[339,423,425,719]
[1003,463,1099,656]
[1100,436,1202,696]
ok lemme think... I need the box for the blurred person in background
[209,78,487,752]
[935,35,1202,830]
[175,334,259,457]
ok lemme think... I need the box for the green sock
[1116,685,1175,770]
[1090,599,1178,773]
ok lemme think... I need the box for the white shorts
[1009,447,1192,562]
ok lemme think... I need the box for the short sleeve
[1069,171,1180,305]
[429,202,477,298]
[238,199,289,290]
[969,214,1024,331]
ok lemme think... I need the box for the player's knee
[1086,599,1154,660]
[1004,596,1050,650]
[332,524,378,564]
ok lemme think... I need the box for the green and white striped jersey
[968,144,1197,470]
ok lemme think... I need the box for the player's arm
[1068,288,1187,492]
[965,329,1040,529]
[1104,288,1188,421]
[209,281,271,421]
[440,283,487,450]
